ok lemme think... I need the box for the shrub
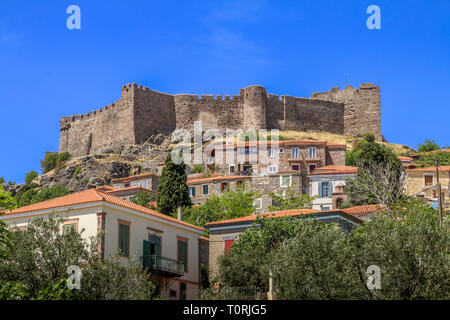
[25,171,38,185]
[40,152,72,174]
[191,165,203,174]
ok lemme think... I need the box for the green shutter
[318,182,322,198]
[177,240,188,271]
[143,240,150,269]
[119,224,130,256]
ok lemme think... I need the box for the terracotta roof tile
[407,166,450,173]
[309,165,358,175]
[2,189,203,231]
[111,173,157,183]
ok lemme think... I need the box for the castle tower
[241,85,267,131]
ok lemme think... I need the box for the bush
[191,165,203,174]
[17,185,68,208]
[73,166,83,178]
[25,171,38,185]
[40,152,72,174]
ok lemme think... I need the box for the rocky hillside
[34,134,171,193]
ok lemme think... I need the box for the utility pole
[435,158,443,225]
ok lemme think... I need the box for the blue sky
[1,0,449,183]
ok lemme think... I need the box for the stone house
[96,185,157,201]
[112,173,159,191]
[405,166,450,211]
[205,204,383,279]
[0,188,206,300]
[307,166,358,210]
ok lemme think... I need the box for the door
[149,235,161,268]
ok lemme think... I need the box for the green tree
[417,139,440,153]
[32,185,69,204]
[348,199,449,299]
[268,184,315,211]
[40,152,71,174]
[0,177,5,186]
[416,150,450,166]
[345,133,404,207]
[130,192,156,209]
[0,215,155,300]
[18,189,39,207]
[182,187,259,230]
[0,186,17,211]
[157,153,191,215]
[25,171,38,185]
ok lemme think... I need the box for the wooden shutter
[318,182,322,197]
[143,240,150,269]
[178,240,188,271]
[224,238,235,254]
[119,224,129,256]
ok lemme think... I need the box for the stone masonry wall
[60,83,381,156]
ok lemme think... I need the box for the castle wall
[310,83,381,139]
[132,84,176,144]
[59,89,135,157]
[174,94,243,131]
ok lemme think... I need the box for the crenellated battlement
[59,82,381,156]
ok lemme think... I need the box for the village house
[308,166,358,210]
[205,205,383,279]
[112,173,159,191]
[204,139,346,177]
[0,188,207,300]
[96,185,157,201]
[405,166,450,211]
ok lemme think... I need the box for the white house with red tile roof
[308,166,358,210]
[0,188,205,300]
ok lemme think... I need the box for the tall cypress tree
[157,153,192,215]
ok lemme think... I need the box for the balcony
[142,255,185,278]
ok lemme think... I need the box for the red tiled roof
[309,165,358,175]
[397,156,413,161]
[105,186,157,194]
[187,175,251,184]
[1,189,203,231]
[407,166,450,173]
[111,173,157,183]
[206,205,384,227]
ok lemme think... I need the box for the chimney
[177,202,183,221]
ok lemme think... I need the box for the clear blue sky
[1,0,449,183]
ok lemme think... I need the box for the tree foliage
[182,187,259,231]
[0,215,155,300]
[25,171,38,185]
[0,186,17,211]
[345,134,404,207]
[18,185,69,208]
[40,152,71,174]
[416,150,450,166]
[215,199,449,300]
[417,139,441,153]
[157,153,191,215]
[268,184,315,211]
[130,191,156,209]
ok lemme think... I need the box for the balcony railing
[142,255,185,277]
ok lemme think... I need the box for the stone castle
[59,83,381,157]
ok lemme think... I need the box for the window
[113,184,122,189]
[221,182,229,192]
[179,283,187,300]
[309,147,316,158]
[319,182,332,198]
[169,290,177,299]
[432,190,437,198]
[236,180,244,188]
[254,198,262,210]
[142,180,149,189]
[189,186,195,197]
[291,148,299,159]
[279,148,284,153]
[224,238,235,254]
[132,181,140,187]
[321,206,331,211]
[268,149,275,158]
[291,164,299,171]
[424,175,433,186]
[124,183,130,188]
[63,223,76,234]
[202,184,209,195]
[309,164,317,173]
[268,165,278,173]
[280,175,291,188]
[416,194,425,198]
[177,239,188,272]
[229,165,235,174]
[118,222,130,257]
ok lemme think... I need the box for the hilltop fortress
[59,83,381,157]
